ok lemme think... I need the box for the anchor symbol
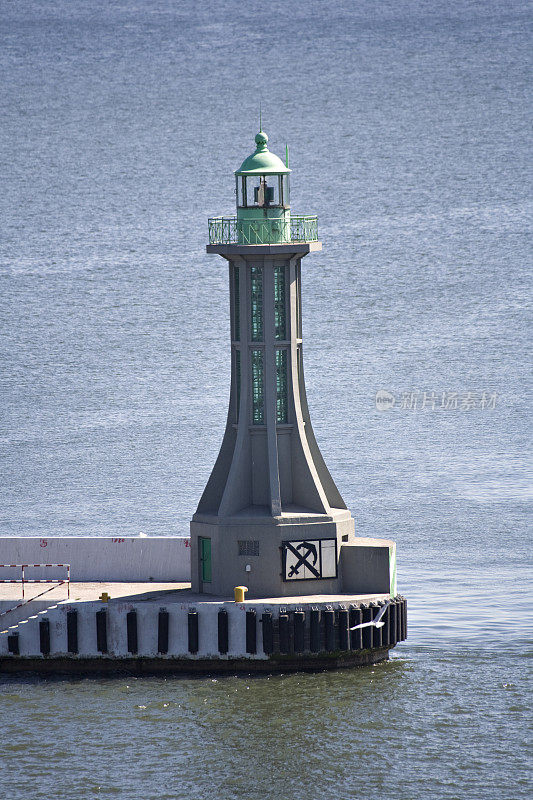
[287,541,320,579]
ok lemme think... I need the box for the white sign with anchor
[282,539,337,581]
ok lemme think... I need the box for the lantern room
[207,129,319,248]
[235,131,291,209]
[234,130,292,244]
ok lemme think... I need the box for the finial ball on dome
[255,131,268,148]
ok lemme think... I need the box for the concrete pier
[0,579,406,674]
[0,532,405,674]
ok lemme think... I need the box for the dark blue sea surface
[0,1,531,798]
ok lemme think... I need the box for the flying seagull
[349,601,390,630]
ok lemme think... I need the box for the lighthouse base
[191,507,357,597]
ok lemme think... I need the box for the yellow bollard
[234,586,248,603]
[99,592,110,602]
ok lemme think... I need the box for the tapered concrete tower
[191,130,356,597]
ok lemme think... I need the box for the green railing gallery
[208,215,318,245]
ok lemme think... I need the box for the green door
[200,537,212,583]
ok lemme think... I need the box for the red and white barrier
[0,564,70,600]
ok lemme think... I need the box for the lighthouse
[0,129,406,673]
[0,130,406,672]
[191,129,360,598]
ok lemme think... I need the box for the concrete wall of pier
[0,537,191,582]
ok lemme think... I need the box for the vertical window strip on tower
[297,346,304,392]
[235,349,241,420]
[296,261,302,339]
[274,265,286,340]
[233,265,240,340]
[251,349,264,424]
[250,266,263,341]
[276,349,288,423]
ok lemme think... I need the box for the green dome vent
[235,130,291,176]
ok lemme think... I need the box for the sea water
[0,1,531,797]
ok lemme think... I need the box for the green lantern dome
[235,130,291,176]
